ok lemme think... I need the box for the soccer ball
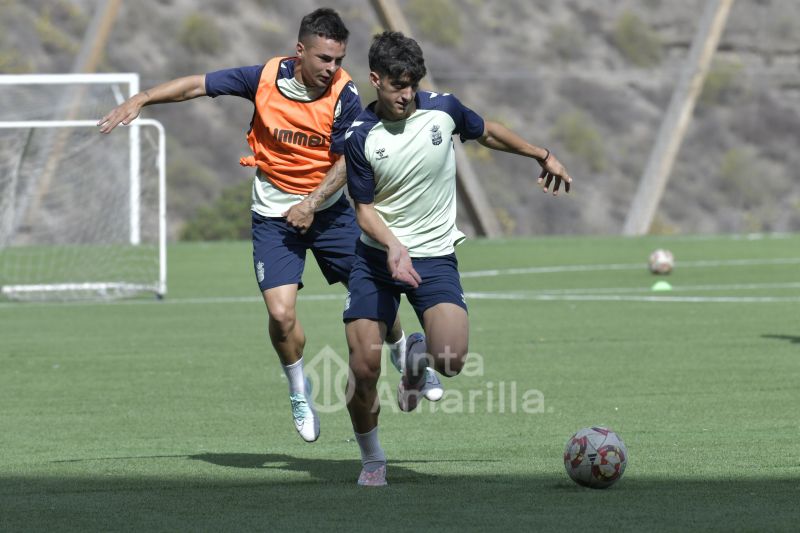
[563,427,627,489]
[648,249,674,275]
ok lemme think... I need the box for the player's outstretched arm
[477,120,573,195]
[97,75,207,134]
[353,202,421,288]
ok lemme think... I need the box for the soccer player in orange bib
[98,9,416,443]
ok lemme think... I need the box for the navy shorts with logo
[343,241,468,327]
[251,195,361,291]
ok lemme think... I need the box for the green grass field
[2,234,799,531]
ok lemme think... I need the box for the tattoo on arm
[307,162,346,208]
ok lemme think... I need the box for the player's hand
[538,152,572,196]
[283,200,315,234]
[387,244,421,288]
[97,95,145,134]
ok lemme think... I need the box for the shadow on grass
[188,452,449,483]
[188,452,497,479]
[762,333,800,344]
[1,466,798,532]
[52,452,489,485]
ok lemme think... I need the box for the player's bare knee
[439,349,468,377]
[267,304,296,331]
[349,356,381,385]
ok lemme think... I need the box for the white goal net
[0,73,166,301]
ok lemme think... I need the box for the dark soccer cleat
[397,333,429,412]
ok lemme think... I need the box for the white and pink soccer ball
[564,427,628,489]
[648,249,674,275]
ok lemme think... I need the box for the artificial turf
[1,234,798,531]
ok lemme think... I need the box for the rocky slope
[3,0,799,236]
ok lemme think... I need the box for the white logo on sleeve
[345,121,363,140]
[344,292,351,311]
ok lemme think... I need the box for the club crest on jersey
[375,147,389,160]
[430,124,442,145]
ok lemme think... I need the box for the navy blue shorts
[343,241,468,327]
[251,195,361,291]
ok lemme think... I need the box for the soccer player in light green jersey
[342,31,573,486]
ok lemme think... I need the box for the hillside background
[3,0,800,238]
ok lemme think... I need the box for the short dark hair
[368,31,427,84]
[298,8,349,43]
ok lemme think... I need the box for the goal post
[0,73,167,301]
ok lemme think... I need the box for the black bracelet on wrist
[541,148,551,165]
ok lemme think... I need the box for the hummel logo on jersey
[270,127,325,147]
[430,124,442,145]
[375,148,389,160]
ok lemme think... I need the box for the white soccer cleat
[398,333,444,403]
[289,378,319,442]
[421,368,444,402]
